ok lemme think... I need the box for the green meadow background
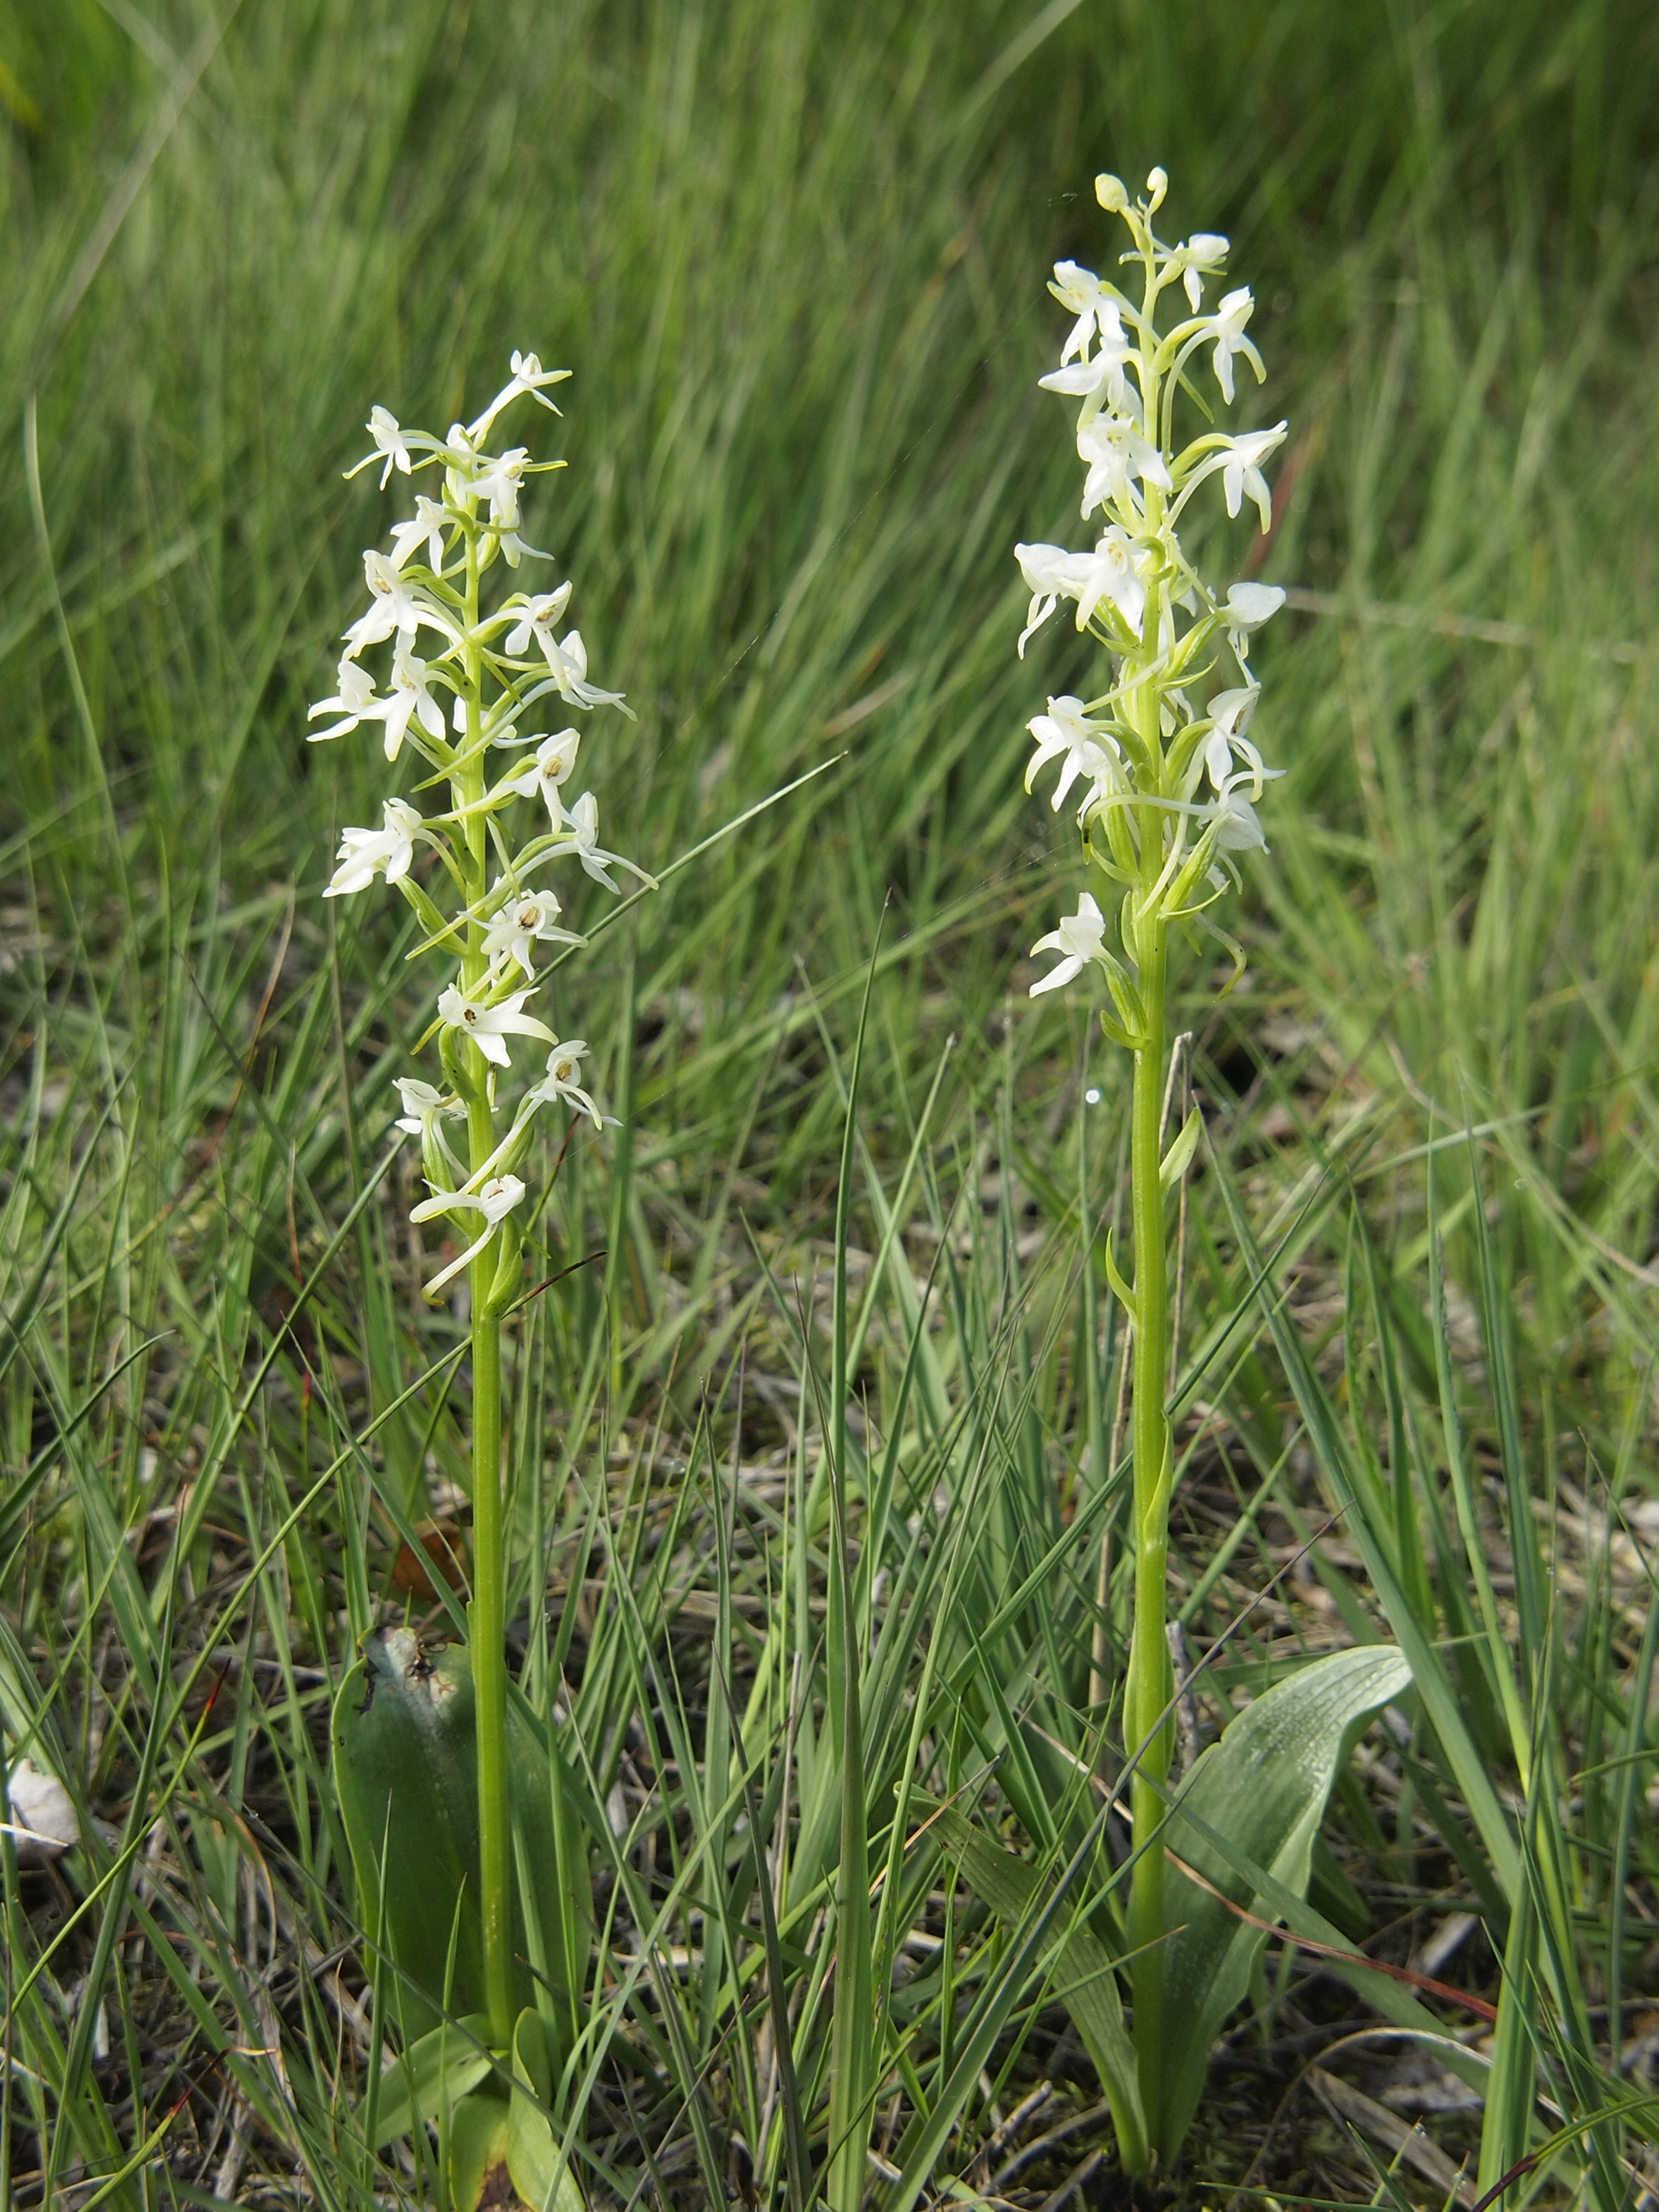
[4,0,1659,2205]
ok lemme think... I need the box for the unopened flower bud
[1095,172,1128,213]
[1146,166,1168,207]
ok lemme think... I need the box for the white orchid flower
[1048,262,1125,366]
[411,1173,527,1299]
[1209,287,1265,405]
[1200,775,1271,853]
[1200,686,1275,797]
[525,1038,613,1129]
[442,423,481,504]
[1015,533,1147,650]
[503,583,574,661]
[1176,232,1229,310]
[1073,527,1148,635]
[437,983,556,1069]
[410,1170,525,1227]
[343,550,460,658]
[1015,543,1101,655]
[467,350,571,443]
[538,627,628,712]
[1039,346,1129,425]
[1040,274,1132,422]
[324,798,421,898]
[499,728,582,830]
[380,643,449,761]
[1076,739,1129,823]
[442,427,552,568]
[469,447,529,532]
[394,1077,464,1137]
[1026,696,1119,811]
[1077,414,1172,518]
[307,657,385,743]
[481,888,583,976]
[348,405,414,488]
[1180,427,1287,538]
[1154,765,1276,861]
[561,791,654,893]
[394,1077,466,1176]
[1161,744,1284,856]
[388,495,451,574]
[1224,581,1286,664]
[1029,893,1108,997]
[1218,424,1287,532]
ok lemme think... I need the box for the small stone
[7,1757,79,1863]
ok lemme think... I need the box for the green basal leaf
[509,2096,586,2212]
[507,2008,586,2212]
[332,1627,486,2042]
[448,2088,514,2212]
[370,2012,495,2149]
[512,2005,552,2106]
[332,1628,594,2056]
[1155,1644,1413,2163]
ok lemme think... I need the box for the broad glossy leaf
[507,2008,586,2212]
[370,2011,495,2149]
[1156,1644,1412,2162]
[448,2088,513,2211]
[333,1628,595,2050]
[512,2006,552,2106]
[505,2008,585,2211]
[332,1627,486,2040]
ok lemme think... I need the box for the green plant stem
[468,1282,512,2048]
[1124,910,1170,2155]
[458,531,514,2052]
[1124,369,1173,2152]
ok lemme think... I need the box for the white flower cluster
[1016,170,1288,1016]
[311,354,651,1302]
